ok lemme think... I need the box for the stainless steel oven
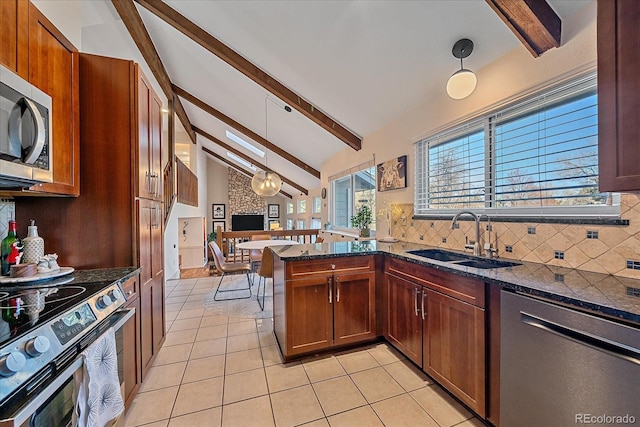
[0,276,133,427]
[0,308,134,427]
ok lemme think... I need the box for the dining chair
[249,234,271,280]
[209,241,252,301]
[255,247,274,311]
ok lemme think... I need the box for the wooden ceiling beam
[135,0,362,150]
[174,85,320,179]
[485,0,561,57]
[195,126,309,195]
[111,0,196,143]
[202,147,292,199]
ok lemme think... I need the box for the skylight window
[227,152,257,171]
[226,131,264,157]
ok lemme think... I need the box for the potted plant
[351,205,373,237]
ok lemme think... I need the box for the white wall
[321,2,597,234]
[31,0,82,49]
[165,138,208,279]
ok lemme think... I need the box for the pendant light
[446,38,477,100]
[252,98,282,197]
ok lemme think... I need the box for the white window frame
[328,161,376,230]
[414,72,620,219]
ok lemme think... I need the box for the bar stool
[256,247,274,311]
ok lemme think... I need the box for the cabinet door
[123,295,141,410]
[150,90,163,199]
[333,271,376,346]
[0,0,29,79]
[137,68,152,199]
[151,276,165,355]
[423,289,486,417]
[598,0,640,192]
[286,275,333,356]
[137,200,153,379]
[384,273,422,366]
[28,5,80,195]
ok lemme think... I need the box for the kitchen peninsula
[271,240,640,423]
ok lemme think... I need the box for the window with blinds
[415,73,618,218]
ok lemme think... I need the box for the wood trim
[485,0,561,57]
[135,0,361,150]
[196,127,309,195]
[111,0,196,144]
[174,85,320,179]
[202,147,292,198]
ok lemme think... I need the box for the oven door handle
[0,357,83,427]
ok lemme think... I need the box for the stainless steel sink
[406,249,521,269]
[406,249,469,262]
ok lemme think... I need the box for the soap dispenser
[23,220,45,265]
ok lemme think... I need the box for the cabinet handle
[336,278,340,303]
[421,291,426,320]
[328,277,333,303]
[145,171,151,193]
[414,288,419,317]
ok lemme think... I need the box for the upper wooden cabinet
[137,70,163,201]
[0,1,80,196]
[0,0,29,79]
[598,0,640,192]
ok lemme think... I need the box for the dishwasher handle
[521,312,640,366]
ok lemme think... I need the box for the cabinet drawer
[121,275,139,302]
[287,256,374,278]
[385,257,484,308]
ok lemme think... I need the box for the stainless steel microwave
[0,64,53,187]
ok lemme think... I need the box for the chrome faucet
[450,211,482,256]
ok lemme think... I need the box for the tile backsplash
[392,193,640,278]
[0,199,16,240]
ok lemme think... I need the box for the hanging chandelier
[252,97,283,197]
[251,169,282,197]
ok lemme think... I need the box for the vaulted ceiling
[88,0,592,197]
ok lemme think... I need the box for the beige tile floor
[124,276,486,427]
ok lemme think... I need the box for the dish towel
[73,327,124,427]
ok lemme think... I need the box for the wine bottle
[1,220,23,276]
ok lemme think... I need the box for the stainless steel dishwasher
[501,290,640,427]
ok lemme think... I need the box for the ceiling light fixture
[251,98,283,197]
[446,38,477,100]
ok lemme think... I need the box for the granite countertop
[271,241,640,325]
[69,266,140,287]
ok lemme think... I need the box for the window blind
[414,72,617,218]
[492,74,601,208]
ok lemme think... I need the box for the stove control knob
[25,336,50,358]
[108,289,122,301]
[96,295,113,310]
[0,352,26,376]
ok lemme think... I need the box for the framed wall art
[377,155,407,192]
[213,221,226,232]
[212,204,225,219]
[268,204,280,218]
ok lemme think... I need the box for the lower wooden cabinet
[279,257,376,358]
[423,288,486,417]
[384,260,487,418]
[385,273,422,365]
